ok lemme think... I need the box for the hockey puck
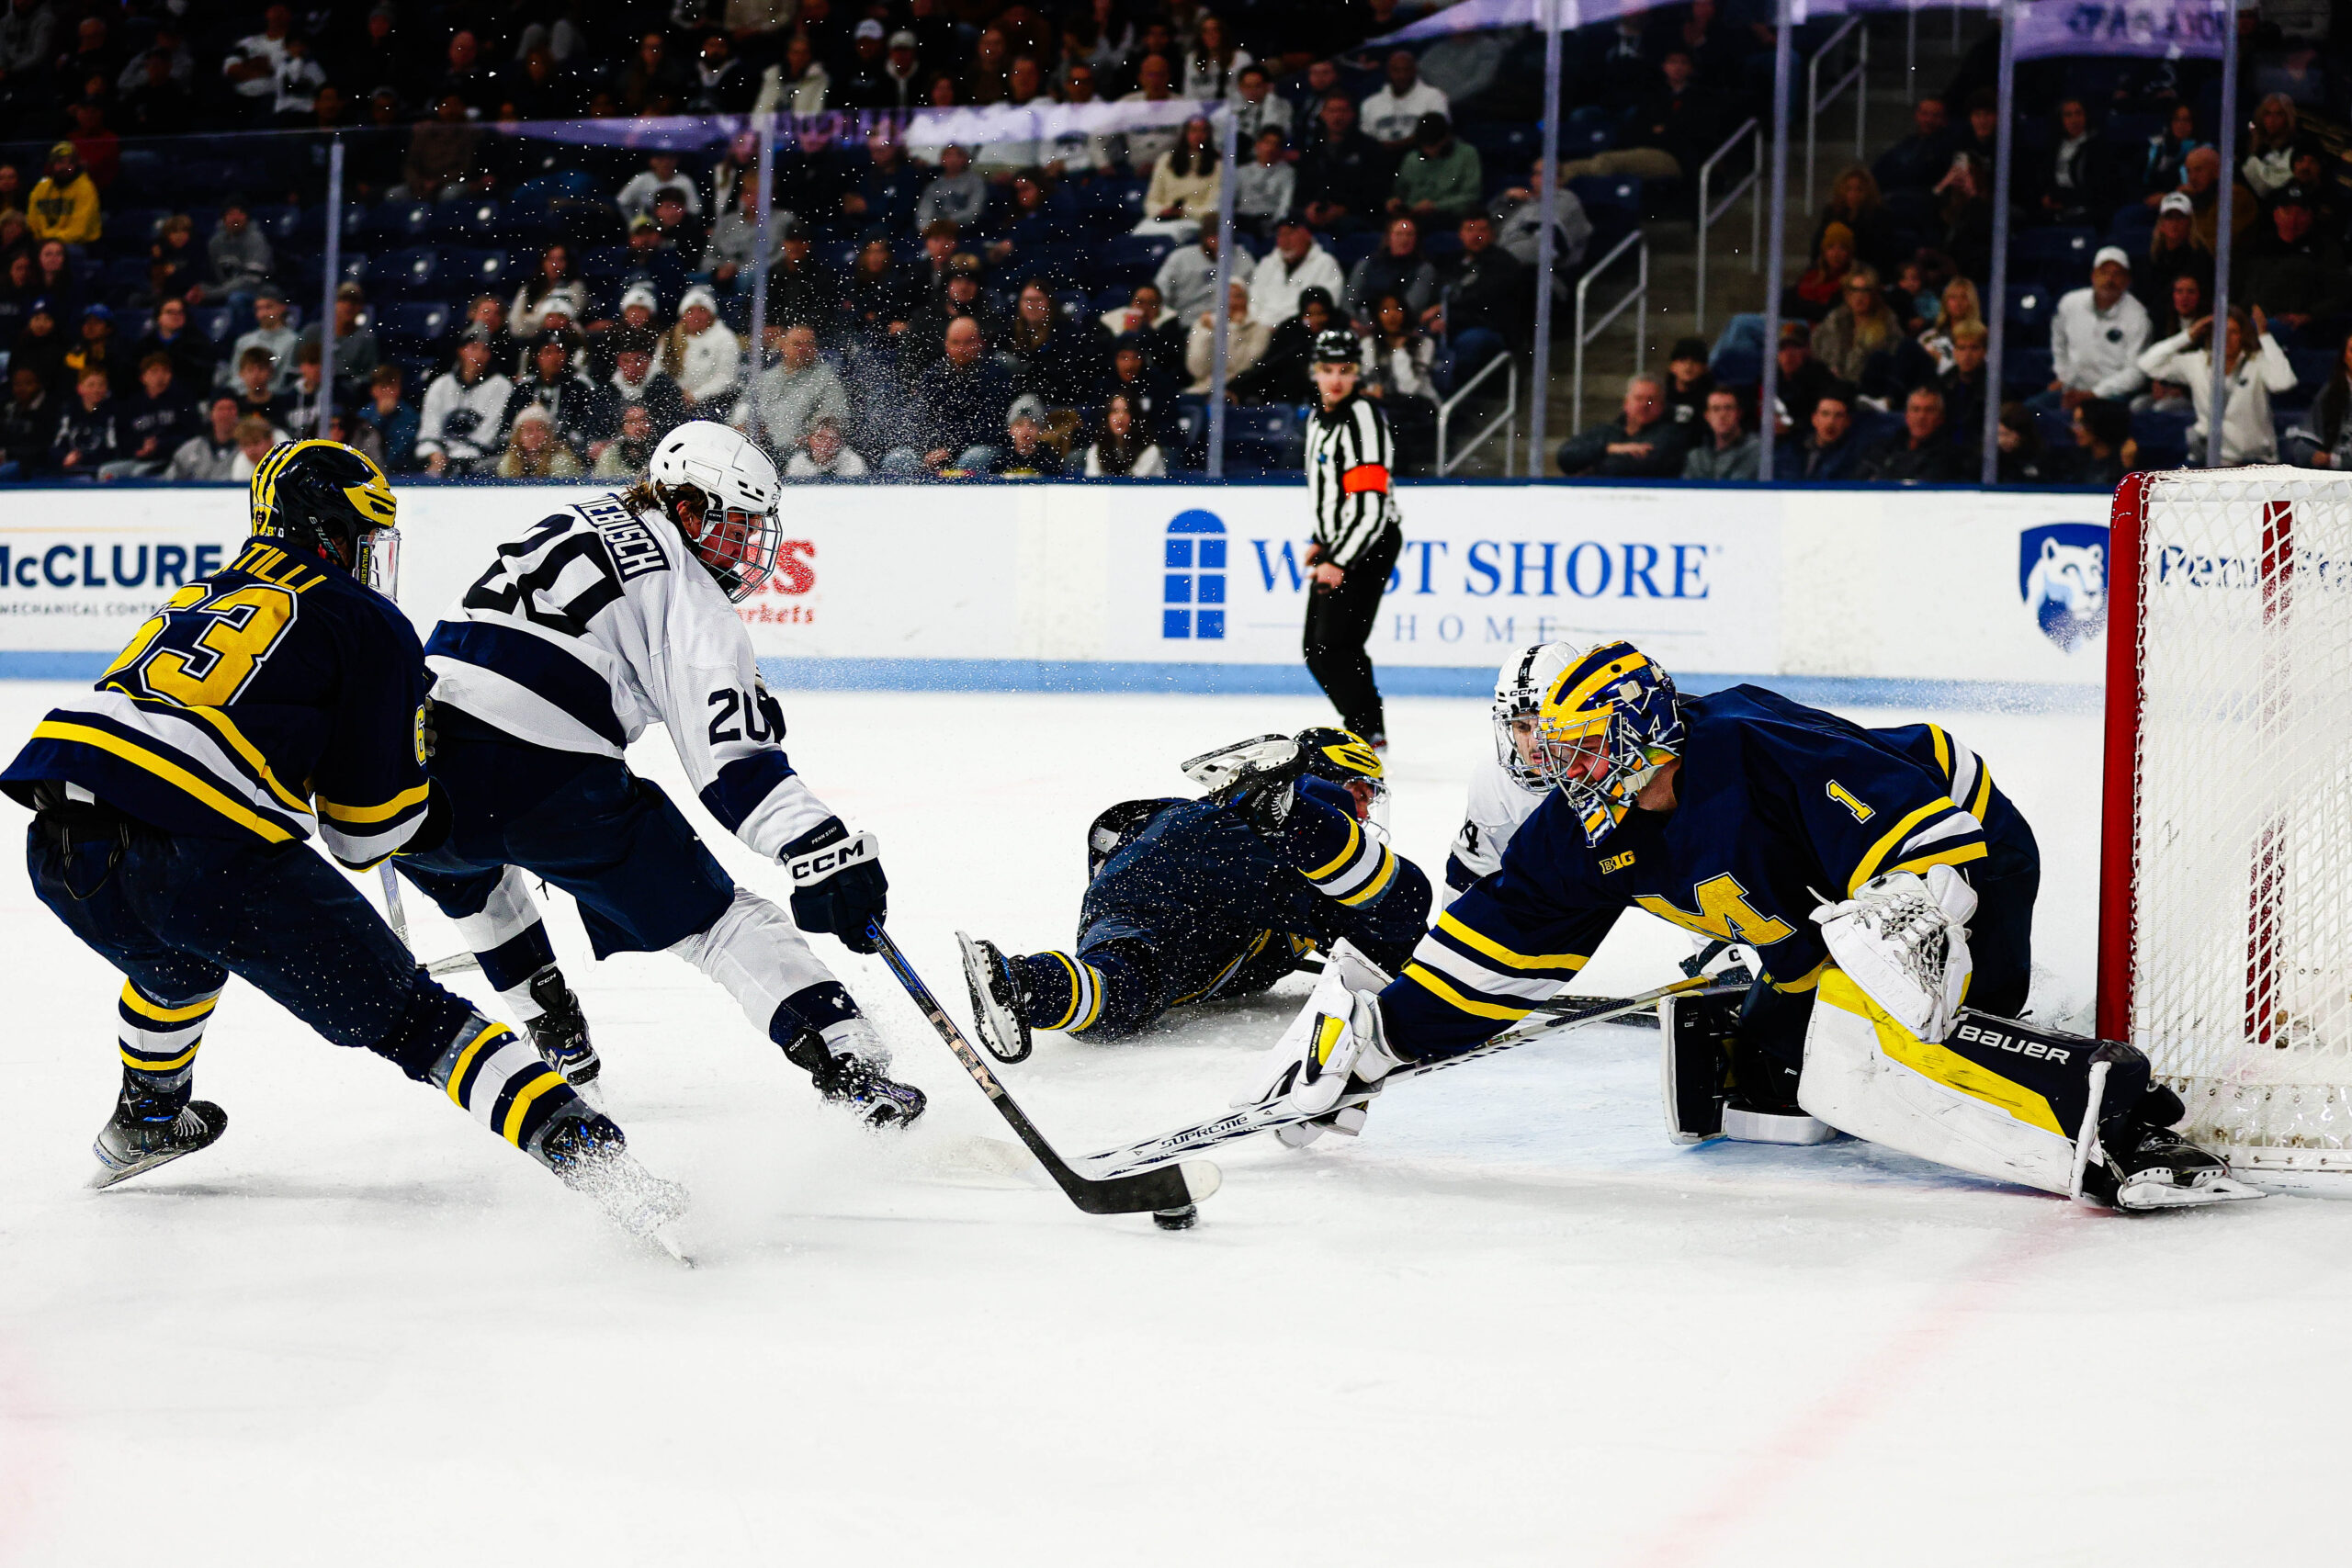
[1152,1203,1199,1231]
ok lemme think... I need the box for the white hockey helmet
[1493,642,1577,792]
[645,420,783,602]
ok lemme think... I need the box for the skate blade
[2116,1174,2268,1212]
[88,1145,198,1190]
[649,1224,695,1268]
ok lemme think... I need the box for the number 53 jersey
[1386,684,2036,1057]
[2,537,435,868]
[422,494,834,860]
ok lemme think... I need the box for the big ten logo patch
[1163,509,1226,639]
[736,539,818,625]
[2018,522,2107,652]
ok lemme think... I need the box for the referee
[1301,328,1403,749]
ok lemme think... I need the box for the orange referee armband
[1340,464,1389,494]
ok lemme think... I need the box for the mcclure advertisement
[0,481,2113,706]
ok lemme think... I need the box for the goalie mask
[1492,642,1579,793]
[1534,640,1684,846]
[248,438,400,592]
[643,421,783,603]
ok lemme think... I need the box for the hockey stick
[1080,973,1730,1179]
[375,862,482,976]
[867,920,1223,1221]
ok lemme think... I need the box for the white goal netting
[2119,468,2352,1168]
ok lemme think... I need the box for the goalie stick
[867,921,1223,1220]
[1080,973,1735,1179]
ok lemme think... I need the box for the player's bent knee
[668,886,841,1035]
[1797,969,2146,1199]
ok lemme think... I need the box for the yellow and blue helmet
[1534,640,1683,845]
[249,438,399,589]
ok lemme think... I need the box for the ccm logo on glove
[783,818,888,953]
[789,833,877,883]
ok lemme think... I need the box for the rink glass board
[0,481,2110,706]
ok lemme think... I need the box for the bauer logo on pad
[2018,522,2109,653]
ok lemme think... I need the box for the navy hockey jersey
[2,536,434,867]
[1080,790,1431,1006]
[1385,684,2029,1058]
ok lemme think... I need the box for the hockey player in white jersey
[391,422,926,1126]
[1445,644,1574,897]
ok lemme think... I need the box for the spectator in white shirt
[1360,51,1451,152]
[2037,245,2153,410]
[662,285,743,416]
[1154,227,1255,322]
[1235,128,1295,236]
[2135,304,2299,466]
[1248,217,1348,325]
[785,415,871,478]
[615,152,702,223]
[1116,54,1184,173]
[1180,15,1251,101]
[1231,64,1293,143]
[220,6,293,109]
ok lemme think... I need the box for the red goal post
[2098,468,2352,1173]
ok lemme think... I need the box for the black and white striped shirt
[1306,393,1400,568]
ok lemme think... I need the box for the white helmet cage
[646,421,783,602]
[1492,642,1578,793]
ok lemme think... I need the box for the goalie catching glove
[1237,942,1401,1145]
[1812,863,1976,1043]
[784,818,888,954]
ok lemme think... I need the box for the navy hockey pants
[28,820,476,1080]
[394,724,735,960]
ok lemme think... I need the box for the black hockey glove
[783,817,888,953]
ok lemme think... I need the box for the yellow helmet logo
[1318,732,1384,781]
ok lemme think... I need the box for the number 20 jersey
[1,537,435,867]
[423,494,833,860]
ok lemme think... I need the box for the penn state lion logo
[2018,523,2109,652]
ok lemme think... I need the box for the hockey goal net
[2099,468,2352,1170]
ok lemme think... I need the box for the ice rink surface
[1,679,2346,1566]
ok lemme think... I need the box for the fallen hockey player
[958,728,1431,1061]
[1237,641,2262,1213]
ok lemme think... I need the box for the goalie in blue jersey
[1238,641,2261,1212]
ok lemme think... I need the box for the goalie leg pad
[1800,970,2147,1199]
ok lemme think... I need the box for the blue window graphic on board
[1163,509,1227,639]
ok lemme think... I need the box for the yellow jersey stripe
[1435,910,1587,971]
[1304,815,1363,882]
[1889,842,1990,880]
[32,721,297,843]
[107,694,315,818]
[1767,959,1829,994]
[1848,798,1960,895]
[1046,951,1085,1032]
[120,1042,203,1072]
[1967,765,1994,821]
[1927,724,1951,779]
[1336,847,1397,907]
[120,984,219,1023]
[443,1022,506,1106]
[316,782,432,824]
[1074,966,1105,1031]
[500,1070,571,1145]
[1405,962,1533,1021]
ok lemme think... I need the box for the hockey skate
[2092,1122,2266,1212]
[524,964,603,1107]
[957,931,1033,1064]
[540,1111,692,1256]
[782,1028,928,1130]
[90,1085,227,1190]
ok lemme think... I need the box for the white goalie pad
[1812,865,1976,1043]
[1237,940,1397,1118]
[1797,970,2078,1198]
